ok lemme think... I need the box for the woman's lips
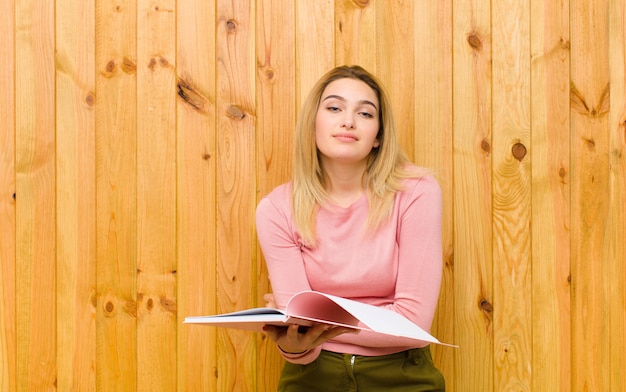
[333,133,358,142]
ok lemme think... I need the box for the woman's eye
[327,106,340,112]
[359,112,374,118]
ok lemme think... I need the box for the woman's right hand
[263,323,358,354]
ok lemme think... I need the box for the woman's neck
[323,161,367,207]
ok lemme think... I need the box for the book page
[288,291,446,345]
[285,291,361,328]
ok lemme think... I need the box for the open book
[184,291,456,347]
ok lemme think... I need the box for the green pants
[277,346,445,392]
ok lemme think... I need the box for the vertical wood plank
[95,0,138,389]
[376,0,415,159]
[491,0,532,389]
[295,0,334,109]
[606,0,626,389]
[0,0,16,390]
[570,0,610,390]
[256,0,296,389]
[452,0,493,390]
[335,0,377,72]
[413,0,455,385]
[216,0,257,390]
[15,0,56,389]
[55,0,97,389]
[530,0,571,390]
[136,1,177,390]
[176,0,218,390]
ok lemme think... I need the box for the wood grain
[176,0,218,390]
[413,0,455,385]
[335,0,377,72]
[216,0,258,390]
[55,0,97,389]
[255,1,296,389]
[570,0,610,390]
[295,0,334,110]
[136,1,178,390]
[376,0,415,160]
[0,0,16,390]
[452,1,494,390]
[15,0,56,389]
[530,0,571,390]
[606,0,626,389]
[492,1,532,390]
[95,0,138,389]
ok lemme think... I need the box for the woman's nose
[341,113,355,129]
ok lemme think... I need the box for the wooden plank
[606,0,626,389]
[256,0,296,389]
[452,1,493,390]
[0,0,16,390]
[491,0,532,389]
[55,0,97,390]
[530,0,571,390]
[376,0,415,159]
[136,1,177,391]
[94,0,138,389]
[334,0,377,72]
[216,0,257,390]
[175,0,218,390]
[295,0,334,109]
[569,0,610,390]
[413,0,455,384]
[14,0,56,389]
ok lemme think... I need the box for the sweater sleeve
[388,175,443,331]
[255,193,312,308]
[256,191,322,364]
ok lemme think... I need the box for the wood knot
[558,167,566,178]
[148,58,157,71]
[467,33,483,51]
[177,77,209,113]
[159,56,170,68]
[160,297,177,314]
[146,298,154,311]
[226,19,238,33]
[202,153,211,160]
[102,60,116,77]
[85,93,95,107]
[584,138,595,151]
[512,142,527,161]
[481,139,491,154]
[121,57,137,74]
[479,299,493,313]
[104,301,115,314]
[227,105,246,120]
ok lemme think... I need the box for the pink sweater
[255,173,443,364]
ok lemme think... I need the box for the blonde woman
[256,65,445,391]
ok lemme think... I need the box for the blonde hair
[293,65,427,245]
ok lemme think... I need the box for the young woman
[256,65,445,391]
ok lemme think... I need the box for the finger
[263,293,277,308]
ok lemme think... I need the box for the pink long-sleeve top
[255,173,443,364]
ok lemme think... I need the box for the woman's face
[314,78,380,167]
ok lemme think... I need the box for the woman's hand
[263,323,358,354]
[263,293,277,308]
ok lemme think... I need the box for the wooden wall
[0,0,624,391]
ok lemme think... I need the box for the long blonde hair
[293,65,426,245]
